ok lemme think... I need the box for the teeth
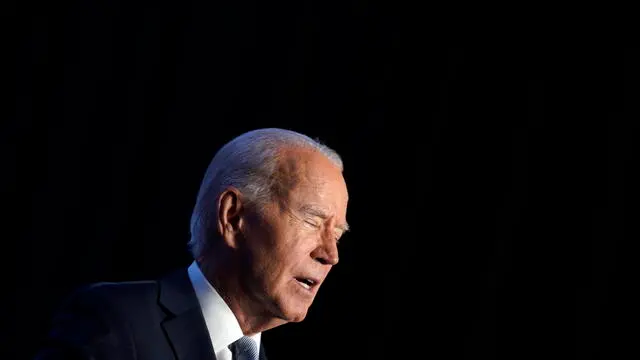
[296,278,313,289]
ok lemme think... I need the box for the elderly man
[35,128,350,360]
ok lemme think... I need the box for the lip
[294,276,320,292]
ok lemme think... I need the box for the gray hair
[188,128,343,259]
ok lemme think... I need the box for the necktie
[229,336,259,360]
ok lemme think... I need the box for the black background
[4,2,639,359]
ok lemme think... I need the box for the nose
[311,231,339,266]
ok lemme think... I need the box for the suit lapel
[259,341,268,360]
[162,307,216,360]
[158,269,216,360]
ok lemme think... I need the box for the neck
[197,257,287,335]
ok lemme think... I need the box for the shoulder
[51,278,162,330]
[35,270,188,359]
[71,280,159,308]
[62,268,195,322]
[35,281,158,359]
[62,266,194,319]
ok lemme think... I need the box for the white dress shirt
[188,261,262,360]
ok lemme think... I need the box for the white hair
[188,128,343,259]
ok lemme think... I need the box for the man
[35,128,350,360]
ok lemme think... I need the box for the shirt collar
[187,261,261,353]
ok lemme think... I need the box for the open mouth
[295,277,317,290]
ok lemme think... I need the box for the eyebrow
[299,204,350,232]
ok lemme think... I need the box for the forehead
[277,147,349,215]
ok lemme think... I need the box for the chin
[284,310,308,323]
[276,301,310,323]
[269,283,315,323]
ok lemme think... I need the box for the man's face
[239,148,349,323]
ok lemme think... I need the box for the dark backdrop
[4,2,639,359]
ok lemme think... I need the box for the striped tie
[229,336,259,360]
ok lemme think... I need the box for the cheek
[267,238,307,281]
[253,223,313,281]
[253,240,295,281]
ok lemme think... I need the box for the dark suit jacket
[35,268,268,360]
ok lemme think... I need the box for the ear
[216,187,245,249]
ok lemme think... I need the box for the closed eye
[305,220,321,228]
